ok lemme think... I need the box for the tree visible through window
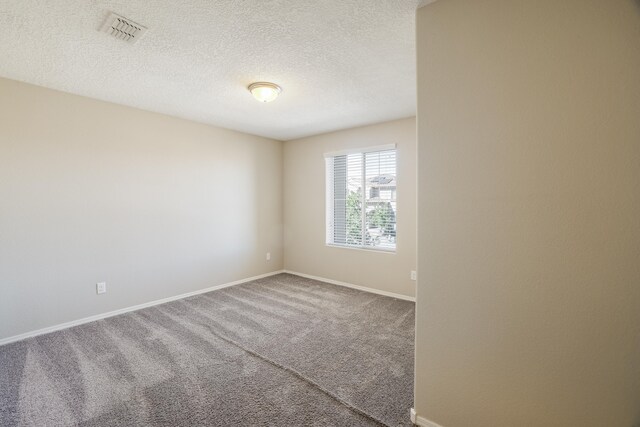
[326,147,397,251]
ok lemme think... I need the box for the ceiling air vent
[101,12,147,44]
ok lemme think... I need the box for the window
[325,145,397,252]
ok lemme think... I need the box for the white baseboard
[411,408,445,427]
[1,269,413,346]
[283,270,415,302]
[0,270,285,347]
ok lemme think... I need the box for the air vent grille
[101,13,147,44]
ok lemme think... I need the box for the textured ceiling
[0,0,423,140]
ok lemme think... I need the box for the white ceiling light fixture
[248,82,282,103]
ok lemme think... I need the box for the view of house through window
[326,146,397,251]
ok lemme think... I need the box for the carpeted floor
[0,273,415,426]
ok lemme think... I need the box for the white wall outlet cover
[411,271,417,281]
[266,252,271,261]
[96,282,107,294]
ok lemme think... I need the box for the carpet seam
[200,323,390,427]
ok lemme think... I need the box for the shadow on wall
[628,3,640,424]
[629,7,640,426]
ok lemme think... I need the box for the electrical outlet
[266,252,271,261]
[410,271,417,281]
[96,282,107,294]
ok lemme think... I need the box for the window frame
[324,144,397,253]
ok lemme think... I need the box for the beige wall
[0,78,283,341]
[415,1,640,426]
[284,118,417,297]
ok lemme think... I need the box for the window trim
[323,144,396,159]
[326,242,397,254]
[324,144,398,253]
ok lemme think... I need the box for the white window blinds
[326,147,397,251]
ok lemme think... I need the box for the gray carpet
[0,273,415,426]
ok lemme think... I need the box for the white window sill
[326,243,396,254]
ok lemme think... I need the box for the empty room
[0,1,638,427]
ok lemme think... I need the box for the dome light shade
[248,82,282,103]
